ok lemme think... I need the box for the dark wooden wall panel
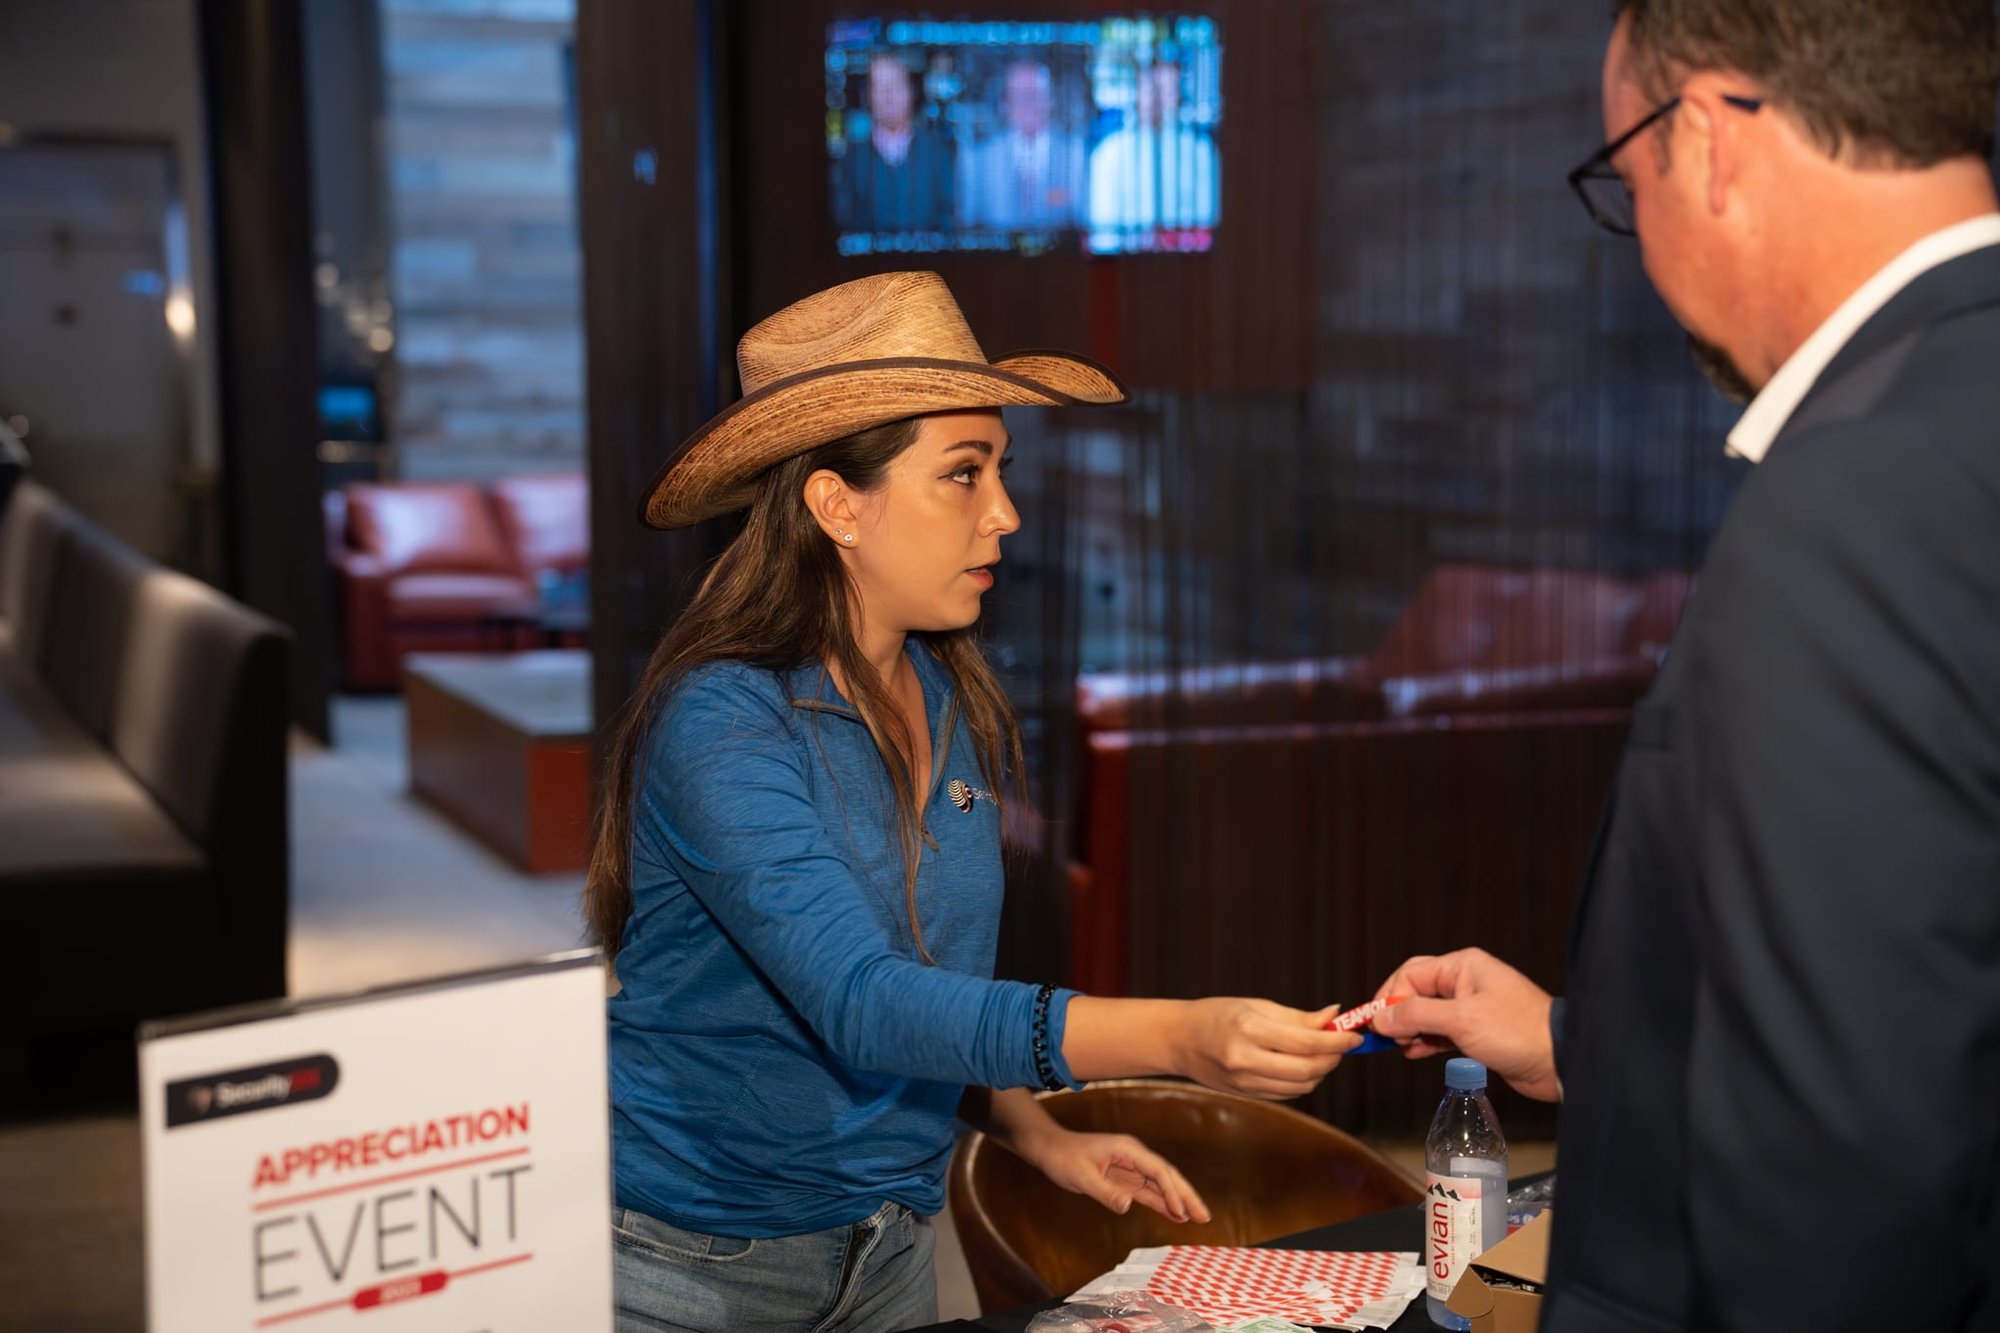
[1118,714,1627,1136]
[734,0,1317,395]
[576,0,734,749]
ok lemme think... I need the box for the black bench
[0,421,24,515]
[0,480,291,1035]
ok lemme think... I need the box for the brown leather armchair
[325,475,587,691]
[948,1079,1421,1313]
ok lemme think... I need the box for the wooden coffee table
[403,650,593,872]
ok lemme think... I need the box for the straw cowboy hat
[640,271,1128,529]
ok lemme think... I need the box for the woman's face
[840,409,1019,637]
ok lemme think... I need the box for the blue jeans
[612,1200,938,1332]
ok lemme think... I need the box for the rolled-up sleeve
[636,668,1080,1091]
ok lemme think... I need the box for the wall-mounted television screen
[826,16,1223,257]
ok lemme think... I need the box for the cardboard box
[1444,1210,1552,1333]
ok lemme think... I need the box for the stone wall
[381,0,583,480]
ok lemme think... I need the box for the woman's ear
[804,469,861,547]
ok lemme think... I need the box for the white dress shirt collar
[1726,213,2000,462]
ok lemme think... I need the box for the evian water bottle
[1423,1058,1508,1330]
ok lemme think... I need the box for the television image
[826,15,1223,257]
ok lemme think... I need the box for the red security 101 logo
[167,1055,340,1127]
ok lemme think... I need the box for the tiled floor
[289,696,588,996]
[1,695,1552,1329]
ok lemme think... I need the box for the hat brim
[640,351,1128,529]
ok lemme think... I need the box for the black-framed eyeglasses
[1568,93,1763,236]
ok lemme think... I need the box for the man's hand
[1371,949,1562,1102]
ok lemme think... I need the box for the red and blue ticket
[1325,995,1407,1054]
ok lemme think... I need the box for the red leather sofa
[1065,564,1692,1134]
[325,474,588,691]
[1073,564,1690,732]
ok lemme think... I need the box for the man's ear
[804,469,861,546]
[1680,78,1741,218]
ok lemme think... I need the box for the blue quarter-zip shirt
[608,638,1080,1237]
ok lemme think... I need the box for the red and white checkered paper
[1073,1246,1422,1329]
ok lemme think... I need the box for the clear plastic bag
[1026,1288,1218,1332]
[1505,1172,1556,1230]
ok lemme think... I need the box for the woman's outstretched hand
[1171,998,1360,1100]
[1061,995,1359,1099]
[1022,1126,1213,1224]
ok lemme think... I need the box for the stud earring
[836,529,854,543]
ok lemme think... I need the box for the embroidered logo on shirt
[946,778,993,813]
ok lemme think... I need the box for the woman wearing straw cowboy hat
[588,271,1361,1331]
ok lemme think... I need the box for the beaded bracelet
[1031,982,1066,1091]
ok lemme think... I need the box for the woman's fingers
[1181,997,1367,1100]
[1231,1035,1361,1087]
[1107,1141,1211,1224]
[1246,1008,1366,1057]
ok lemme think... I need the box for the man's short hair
[1616,0,1999,166]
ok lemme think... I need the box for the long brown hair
[585,417,1026,965]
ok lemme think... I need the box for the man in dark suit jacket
[1372,3,2000,1329]
[838,53,954,234]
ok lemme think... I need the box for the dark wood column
[576,0,735,749]
[199,0,332,739]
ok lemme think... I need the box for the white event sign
[140,950,611,1332]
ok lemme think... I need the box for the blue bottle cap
[1445,1057,1487,1091]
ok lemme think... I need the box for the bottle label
[1424,1172,1484,1303]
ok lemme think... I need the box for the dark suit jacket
[1544,242,2000,1332]
[837,126,954,233]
